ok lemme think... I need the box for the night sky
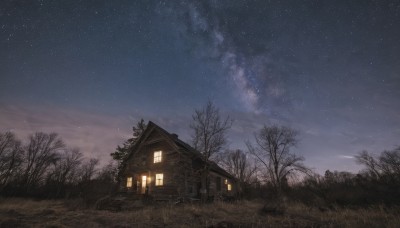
[1,0,399,173]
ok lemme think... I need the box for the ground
[0,198,399,227]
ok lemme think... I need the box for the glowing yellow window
[227,184,232,191]
[154,151,162,163]
[127,177,132,188]
[155,173,163,186]
[224,179,228,184]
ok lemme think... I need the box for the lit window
[227,184,232,191]
[127,177,132,188]
[155,173,163,186]
[225,179,228,184]
[154,151,162,163]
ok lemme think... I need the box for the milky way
[1,0,399,172]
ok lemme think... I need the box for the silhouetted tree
[97,161,118,183]
[355,150,382,179]
[21,132,64,193]
[247,125,309,196]
[47,148,83,197]
[111,119,146,176]
[190,101,233,200]
[380,148,400,178]
[80,158,99,182]
[356,147,400,180]
[221,149,258,197]
[96,161,119,194]
[0,132,24,192]
[0,131,120,200]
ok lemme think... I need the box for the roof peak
[140,120,235,179]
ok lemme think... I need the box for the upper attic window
[154,151,162,163]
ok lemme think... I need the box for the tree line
[0,132,117,202]
[2,101,399,208]
[290,147,400,207]
[112,101,400,207]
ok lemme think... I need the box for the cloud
[338,155,355,159]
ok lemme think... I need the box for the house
[119,121,236,200]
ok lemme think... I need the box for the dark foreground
[0,198,399,227]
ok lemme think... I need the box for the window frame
[227,184,232,191]
[126,177,133,188]
[153,150,162,163]
[155,173,164,186]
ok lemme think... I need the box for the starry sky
[1,0,399,173]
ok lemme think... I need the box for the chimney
[171,133,178,139]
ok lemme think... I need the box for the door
[141,175,147,194]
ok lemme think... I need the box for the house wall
[209,171,235,197]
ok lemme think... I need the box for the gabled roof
[125,121,235,179]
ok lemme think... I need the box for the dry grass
[0,197,399,227]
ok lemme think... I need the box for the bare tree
[0,132,24,191]
[247,125,309,195]
[22,132,65,192]
[356,147,400,180]
[221,149,258,197]
[190,101,233,200]
[191,101,232,161]
[97,160,118,183]
[95,161,119,194]
[222,149,258,183]
[77,158,100,199]
[355,150,382,179]
[379,148,400,177]
[48,148,83,197]
[80,158,99,182]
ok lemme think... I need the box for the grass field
[0,197,399,227]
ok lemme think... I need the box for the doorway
[141,175,147,194]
